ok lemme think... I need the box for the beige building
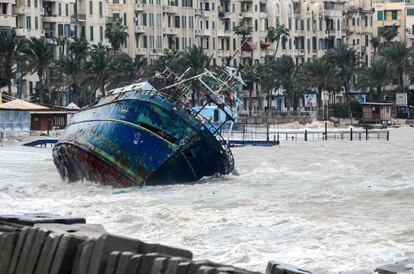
[345,0,373,65]
[372,0,414,46]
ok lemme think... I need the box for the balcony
[383,19,401,26]
[162,27,179,35]
[218,11,230,19]
[217,30,232,37]
[135,25,147,33]
[218,49,232,57]
[136,48,148,55]
[162,5,178,14]
[15,28,28,36]
[240,11,253,18]
[135,3,145,11]
[15,6,25,15]
[195,29,211,36]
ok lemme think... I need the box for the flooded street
[0,127,413,273]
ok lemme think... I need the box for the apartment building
[345,0,373,65]
[0,0,16,29]
[373,0,414,47]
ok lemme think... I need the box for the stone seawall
[0,213,411,274]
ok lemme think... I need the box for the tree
[233,19,253,44]
[267,24,290,59]
[357,58,392,100]
[301,56,336,107]
[380,25,398,45]
[0,29,27,95]
[382,41,411,91]
[370,36,380,59]
[108,53,147,87]
[145,48,179,77]
[83,42,113,97]
[177,45,212,106]
[23,37,54,103]
[105,19,129,53]
[327,43,357,101]
[55,37,89,103]
[241,64,259,116]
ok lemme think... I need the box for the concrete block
[188,260,219,273]
[137,253,162,274]
[21,229,50,274]
[150,257,169,274]
[165,257,190,274]
[34,233,62,274]
[49,234,85,274]
[15,227,40,274]
[0,213,85,226]
[36,223,107,239]
[0,232,18,274]
[104,251,121,274]
[114,251,134,274]
[7,227,30,274]
[71,239,95,274]
[87,234,141,274]
[197,266,217,274]
[123,254,143,274]
[176,261,191,274]
[265,261,312,274]
[140,242,193,259]
[375,257,414,274]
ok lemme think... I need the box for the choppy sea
[0,127,413,273]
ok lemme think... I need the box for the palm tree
[242,64,259,116]
[55,37,89,103]
[380,25,398,45]
[233,19,253,45]
[109,53,147,86]
[177,45,212,106]
[83,42,113,97]
[370,36,381,59]
[105,19,129,53]
[145,49,179,77]
[0,29,27,95]
[23,37,54,103]
[267,24,290,59]
[327,43,357,101]
[382,41,411,91]
[301,56,336,107]
[357,58,391,100]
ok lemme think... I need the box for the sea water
[0,127,413,273]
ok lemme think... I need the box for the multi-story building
[345,0,373,65]
[0,0,384,114]
[0,0,17,29]
[373,0,414,46]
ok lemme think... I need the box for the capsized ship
[52,66,244,187]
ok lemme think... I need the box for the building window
[34,0,37,8]
[113,0,119,4]
[90,26,94,41]
[391,10,397,20]
[408,9,414,16]
[58,3,62,16]
[26,16,31,30]
[100,26,103,41]
[35,16,38,29]
[175,16,180,28]
[142,13,147,26]
[1,4,7,15]
[89,1,93,15]
[99,2,103,16]
[377,10,383,21]
[143,35,148,48]
[27,0,30,7]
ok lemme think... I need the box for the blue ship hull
[53,89,234,187]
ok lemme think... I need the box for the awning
[241,41,257,51]
[260,41,271,49]
[0,99,49,111]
